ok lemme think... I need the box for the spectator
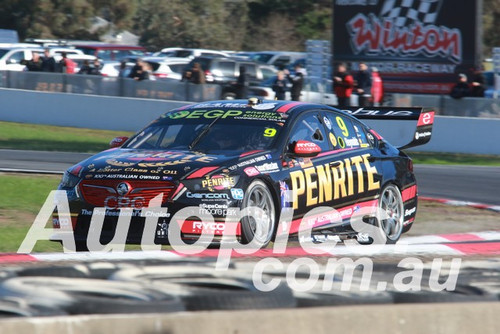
[78,60,92,74]
[371,67,384,106]
[118,60,129,78]
[286,64,305,101]
[59,52,76,74]
[128,59,149,81]
[41,49,56,72]
[143,61,155,81]
[182,62,205,84]
[471,67,485,97]
[355,62,372,106]
[272,71,288,100]
[449,73,471,99]
[89,59,102,75]
[234,65,249,99]
[24,51,43,71]
[333,63,354,106]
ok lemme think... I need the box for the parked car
[100,61,135,77]
[250,51,306,69]
[153,47,230,59]
[0,46,43,71]
[72,44,146,61]
[184,56,278,99]
[143,57,191,80]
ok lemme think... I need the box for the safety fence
[0,71,221,102]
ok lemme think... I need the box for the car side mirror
[292,140,321,157]
[109,136,129,148]
[8,58,18,64]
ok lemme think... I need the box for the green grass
[0,121,133,153]
[0,174,63,252]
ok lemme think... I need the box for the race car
[54,99,434,251]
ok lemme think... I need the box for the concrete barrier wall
[1,303,499,334]
[0,88,189,132]
[1,88,499,154]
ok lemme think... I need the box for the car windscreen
[124,115,284,153]
[0,49,10,58]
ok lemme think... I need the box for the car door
[320,110,383,209]
[6,50,28,71]
[281,111,337,230]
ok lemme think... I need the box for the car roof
[174,99,340,118]
[143,56,190,63]
[73,44,146,50]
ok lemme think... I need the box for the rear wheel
[378,184,404,244]
[240,180,276,247]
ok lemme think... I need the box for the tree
[483,0,500,57]
[26,0,96,40]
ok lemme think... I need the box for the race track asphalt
[1,149,499,206]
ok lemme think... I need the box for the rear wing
[338,107,435,150]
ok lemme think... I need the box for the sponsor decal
[346,4,462,64]
[280,181,290,208]
[185,192,230,200]
[343,108,415,117]
[252,103,276,110]
[199,203,238,217]
[415,131,431,140]
[104,196,146,209]
[329,132,337,147]
[231,188,245,200]
[417,111,435,126]
[298,158,313,169]
[324,116,332,130]
[255,162,280,173]
[244,167,260,177]
[405,207,417,217]
[201,175,236,191]
[228,155,269,171]
[345,137,361,147]
[290,153,380,209]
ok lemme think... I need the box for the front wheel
[377,184,404,244]
[240,180,276,247]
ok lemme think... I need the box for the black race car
[53,99,434,250]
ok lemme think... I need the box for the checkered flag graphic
[380,0,443,27]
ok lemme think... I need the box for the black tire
[240,180,277,247]
[0,297,67,318]
[16,265,90,278]
[295,290,393,307]
[0,277,185,315]
[110,265,296,310]
[391,285,499,303]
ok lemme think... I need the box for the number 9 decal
[264,128,277,137]
[336,116,349,137]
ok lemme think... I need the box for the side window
[9,51,25,63]
[242,64,257,79]
[288,113,330,152]
[217,61,235,76]
[323,112,361,149]
[352,121,371,148]
[260,67,276,80]
[97,50,112,60]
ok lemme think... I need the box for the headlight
[60,171,81,189]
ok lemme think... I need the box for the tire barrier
[109,266,297,311]
[0,259,498,319]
